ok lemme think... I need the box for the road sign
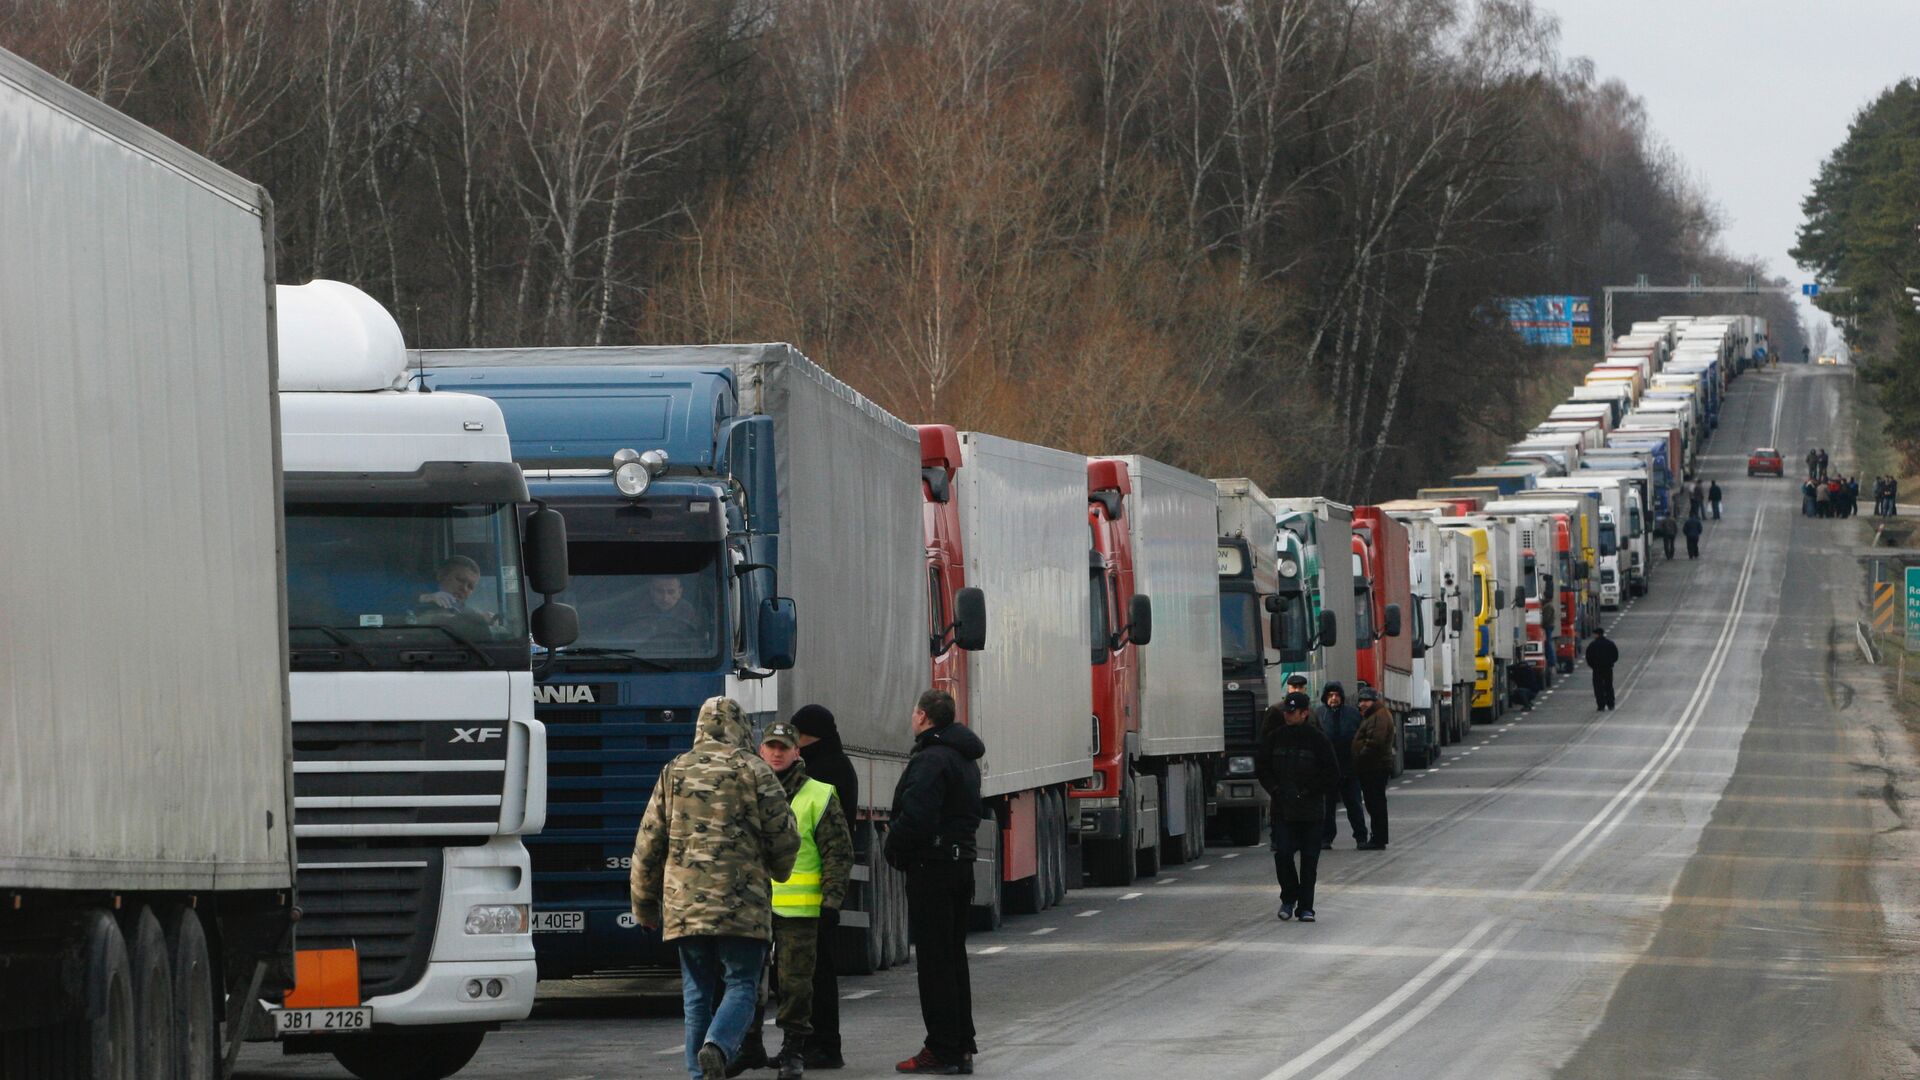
[1802,283,1820,297]
[1875,581,1897,632]
[1905,567,1920,649]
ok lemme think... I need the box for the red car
[1747,447,1783,477]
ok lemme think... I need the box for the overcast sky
[1533,0,1920,340]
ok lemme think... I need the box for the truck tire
[123,908,174,1080]
[84,907,136,1080]
[837,822,883,975]
[1186,768,1206,862]
[1045,790,1069,907]
[1224,807,1262,848]
[333,1029,485,1080]
[876,853,900,969]
[890,858,911,963]
[1084,775,1137,888]
[160,906,217,1080]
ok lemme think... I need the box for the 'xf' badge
[451,727,503,744]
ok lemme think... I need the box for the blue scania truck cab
[419,349,796,977]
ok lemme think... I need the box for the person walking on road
[1314,682,1368,849]
[1819,449,1831,480]
[1683,515,1703,559]
[885,690,984,1076]
[736,721,854,1080]
[1708,480,1723,520]
[631,697,801,1080]
[1689,480,1706,520]
[1350,687,1395,850]
[1585,627,1620,711]
[1256,691,1339,923]
[1803,479,1817,518]
[791,705,856,1070]
[1657,515,1678,560]
[1806,448,1820,480]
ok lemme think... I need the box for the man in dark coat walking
[1313,682,1368,849]
[885,690,984,1075]
[792,704,858,1070]
[1585,627,1620,711]
[1256,692,1338,923]
[1349,687,1396,850]
[1708,481,1723,520]
[1657,515,1678,560]
[1682,516,1703,559]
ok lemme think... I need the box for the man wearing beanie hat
[1255,691,1338,922]
[789,705,856,1069]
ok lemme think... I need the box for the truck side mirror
[1513,584,1529,604]
[531,601,579,649]
[757,597,798,670]
[1433,600,1448,633]
[1494,586,1507,611]
[523,507,569,595]
[1273,610,1303,663]
[1126,594,1153,647]
[1450,608,1464,633]
[1383,603,1402,638]
[951,587,987,652]
[1316,609,1338,648]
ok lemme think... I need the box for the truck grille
[292,720,510,838]
[294,847,443,998]
[532,704,696,903]
[1222,689,1260,748]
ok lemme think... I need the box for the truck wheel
[334,1029,485,1080]
[1186,774,1206,862]
[161,906,217,1080]
[125,908,172,1080]
[1227,808,1262,848]
[1046,791,1069,907]
[83,907,136,1080]
[891,857,912,962]
[837,822,883,975]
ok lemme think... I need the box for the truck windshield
[1218,591,1262,668]
[553,541,723,668]
[1353,585,1375,642]
[1599,522,1618,556]
[286,502,529,670]
[1473,572,1485,617]
[1089,567,1111,660]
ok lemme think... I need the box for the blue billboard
[1504,295,1591,346]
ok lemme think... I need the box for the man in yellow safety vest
[736,720,854,1079]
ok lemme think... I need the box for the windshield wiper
[554,646,675,672]
[398,622,499,669]
[289,625,377,668]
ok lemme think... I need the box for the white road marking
[975,945,1007,955]
[1222,852,1240,859]
[1120,892,1143,900]
[842,989,880,1000]
[1194,864,1211,870]
[1075,909,1102,917]
[1265,501,1773,1080]
[655,1046,684,1055]
[1156,877,1179,885]
[1030,926,1057,935]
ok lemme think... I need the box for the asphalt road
[239,364,1920,1080]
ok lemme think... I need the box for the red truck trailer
[1350,508,1412,773]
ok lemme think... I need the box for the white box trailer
[1107,456,1225,758]
[703,351,930,804]
[0,44,295,1068]
[957,432,1096,797]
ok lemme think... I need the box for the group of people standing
[1654,480,1715,561]
[1254,675,1397,923]
[1872,476,1902,517]
[631,691,985,1079]
[1802,475,1862,518]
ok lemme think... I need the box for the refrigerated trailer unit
[0,46,297,1077]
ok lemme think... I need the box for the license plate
[274,1007,371,1035]
[531,910,585,933]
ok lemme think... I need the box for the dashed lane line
[1075,909,1102,917]
[1120,892,1143,901]
[1030,926,1057,935]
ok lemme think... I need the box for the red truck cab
[1349,509,1410,767]
[1551,514,1578,672]
[1077,459,1152,885]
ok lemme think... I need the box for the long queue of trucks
[0,44,1756,1080]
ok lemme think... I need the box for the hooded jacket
[1585,635,1619,671]
[629,696,800,942]
[776,757,855,913]
[884,722,985,868]
[795,708,860,820]
[1313,682,1365,775]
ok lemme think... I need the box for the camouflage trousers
[768,914,819,1037]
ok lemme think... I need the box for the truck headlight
[1228,755,1255,775]
[465,904,530,935]
[1278,557,1299,577]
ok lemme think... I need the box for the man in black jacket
[884,690,983,1075]
[1256,692,1338,922]
[792,704,858,1070]
[1314,682,1368,849]
[1585,627,1620,711]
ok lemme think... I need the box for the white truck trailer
[0,46,296,1079]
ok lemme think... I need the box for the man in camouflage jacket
[632,696,801,1080]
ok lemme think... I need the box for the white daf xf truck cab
[271,280,576,1080]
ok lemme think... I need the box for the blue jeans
[679,935,769,1079]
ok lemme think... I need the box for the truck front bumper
[1074,798,1124,841]
[362,958,538,1026]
